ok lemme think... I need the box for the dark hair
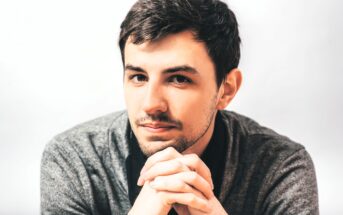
[119,0,241,87]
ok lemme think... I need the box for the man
[41,0,319,214]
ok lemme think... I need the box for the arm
[40,138,90,215]
[261,148,319,215]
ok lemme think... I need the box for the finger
[150,177,194,193]
[139,159,190,185]
[150,172,214,199]
[177,154,214,189]
[149,179,193,196]
[159,191,211,213]
[141,147,182,175]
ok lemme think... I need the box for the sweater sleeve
[261,148,319,215]
[40,138,91,215]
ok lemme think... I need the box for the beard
[140,135,193,157]
[134,96,218,157]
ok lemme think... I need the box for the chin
[137,139,188,157]
[138,141,173,157]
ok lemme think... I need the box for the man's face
[123,31,221,156]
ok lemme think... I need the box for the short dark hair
[119,0,241,87]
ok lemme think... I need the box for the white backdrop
[0,0,342,214]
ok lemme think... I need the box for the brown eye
[130,74,148,83]
[169,75,192,84]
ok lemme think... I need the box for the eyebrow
[125,64,145,73]
[125,64,199,75]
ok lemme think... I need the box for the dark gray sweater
[40,110,319,215]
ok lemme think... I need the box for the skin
[123,30,242,215]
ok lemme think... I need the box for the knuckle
[173,160,184,170]
[176,181,187,191]
[207,165,212,174]
[205,182,212,193]
[188,153,201,168]
[194,158,201,168]
[166,146,175,154]
[187,171,198,182]
[145,156,153,165]
[207,169,212,178]
[190,153,199,160]
[154,176,163,183]
[187,153,199,164]
[188,195,197,205]
[181,183,188,191]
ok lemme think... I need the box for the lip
[139,123,176,133]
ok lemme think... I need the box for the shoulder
[219,110,318,214]
[220,110,305,159]
[43,110,129,158]
[41,111,130,214]
[219,110,315,182]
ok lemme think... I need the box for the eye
[169,75,192,85]
[129,74,148,83]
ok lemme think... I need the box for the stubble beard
[136,96,218,157]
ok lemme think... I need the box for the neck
[182,111,218,157]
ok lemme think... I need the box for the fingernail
[140,167,146,175]
[137,177,143,186]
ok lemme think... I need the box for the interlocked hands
[128,147,228,215]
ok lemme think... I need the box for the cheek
[124,87,142,111]
[168,90,217,124]
[124,89,141,127]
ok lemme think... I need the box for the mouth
[139,122,177,133]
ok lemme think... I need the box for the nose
[142,82,168,115]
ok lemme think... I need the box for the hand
[129,177,211,215]
[185,195,228,215]
[129,147,211,215]
[137,147,228,214]
[128,181,171,215]
[138,147,213,189]
[149,173,223,215]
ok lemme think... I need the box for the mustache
[135,113,183,129]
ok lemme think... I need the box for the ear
[216,68,242,110]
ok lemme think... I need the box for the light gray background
[0,0,342,214]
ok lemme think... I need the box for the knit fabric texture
[40,110,319,214]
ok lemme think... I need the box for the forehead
[124,31,215,73]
